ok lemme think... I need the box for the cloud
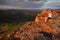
[42,0,60,9]
[0,0,60,10]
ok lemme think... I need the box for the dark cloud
[0,0,60,10]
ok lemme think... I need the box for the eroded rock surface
[8,10,60,40]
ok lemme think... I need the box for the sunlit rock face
[8,9,60,40]
[35,9,60,34]
[35,9,59,23]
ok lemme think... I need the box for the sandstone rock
[9,9,60,40]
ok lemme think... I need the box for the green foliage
[0,22,26,34]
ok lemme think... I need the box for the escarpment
[8,10,60,40]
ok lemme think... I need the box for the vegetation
[0,22,26,34]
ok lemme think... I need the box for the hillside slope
[4,9,60,40]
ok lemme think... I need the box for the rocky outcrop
[8,9,60,40]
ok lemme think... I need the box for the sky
[0,0,60,10]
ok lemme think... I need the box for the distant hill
[0,9,41,22]
[0,9,60,23]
